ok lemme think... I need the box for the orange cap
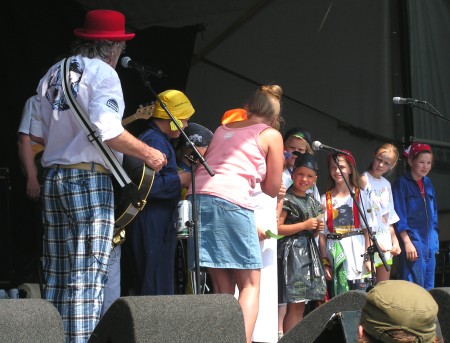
[221,108,247,124]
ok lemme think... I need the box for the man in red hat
[29,9,167,342]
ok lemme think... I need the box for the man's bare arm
[17,133,41,200]
[106,130,167,172]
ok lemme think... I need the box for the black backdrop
[2,0,450,288]
[1,1,197,286]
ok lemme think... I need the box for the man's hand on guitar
[145,147,167,172]
[106,131,167,172]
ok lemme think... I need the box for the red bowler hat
[74,10,135,41]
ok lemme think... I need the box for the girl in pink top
[187,85,284,343]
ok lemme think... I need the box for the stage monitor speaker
[0,299,65,343]
[312,311,360,343]
[429,287,450,342]
[88,294,246,343]
[279,290,367,343]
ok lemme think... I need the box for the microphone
[312,141,351,156]
[120,56,164,78]
[393,97,427,105]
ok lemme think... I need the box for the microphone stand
[407,101,449,122]
[137,70,214,295]
[331,154,389,289]
[184,154,203,295]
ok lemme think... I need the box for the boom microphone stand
[330,153,388,289]
[136,69,214,295]
[183,155,206,294]
[397,98,449,122]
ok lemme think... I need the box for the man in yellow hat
[30,9,167,342]
[123,89,195,296]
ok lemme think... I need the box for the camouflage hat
[293,152,318,173]
[182,123,213,147]
[360,280,438,343]
[283,127,312,146]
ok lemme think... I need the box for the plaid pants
[42,168,114,343]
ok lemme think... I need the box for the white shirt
[31,56,125,167]
[18,95,40,135]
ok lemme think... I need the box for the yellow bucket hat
[153,89,195,131]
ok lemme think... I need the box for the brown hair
[246,84,283,129]
[325,154,359,191]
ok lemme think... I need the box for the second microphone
[312,141,351,156]
[121,56,165,78]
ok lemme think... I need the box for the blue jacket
[392,170,439,254]
[126,121,182,295]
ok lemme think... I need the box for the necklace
[367,172,382,182]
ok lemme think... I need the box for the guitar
[32,103,156,246]
[122,103,155,126]
[32,143,45,184]
[112,155,155,247]
[113,103,155,246]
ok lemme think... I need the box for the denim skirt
[187,194,262,269]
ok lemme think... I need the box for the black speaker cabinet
[429,287,450,342]
[0,299,65,342]
[88,294,246,343]
[0,168,12,287]
[279,290,367,343]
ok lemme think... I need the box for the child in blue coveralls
[392,143,438,290]
[123,89,195,296]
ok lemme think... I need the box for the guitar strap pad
[60,58,133,188]
[59,58,147,229]
[122,182,144,209]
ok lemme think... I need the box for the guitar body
[32,143,45,185]
[113,155,155,247]
[31,104,155,246]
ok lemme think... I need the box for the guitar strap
[60,57,142,209]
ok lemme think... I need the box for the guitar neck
[122,114,141,126]
[122,104,154,126]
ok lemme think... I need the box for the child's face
[329,156,351,184]
[408,152,433,179]
[371,151,396,178]
[285,137,308,168]
[291,166,317,193]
